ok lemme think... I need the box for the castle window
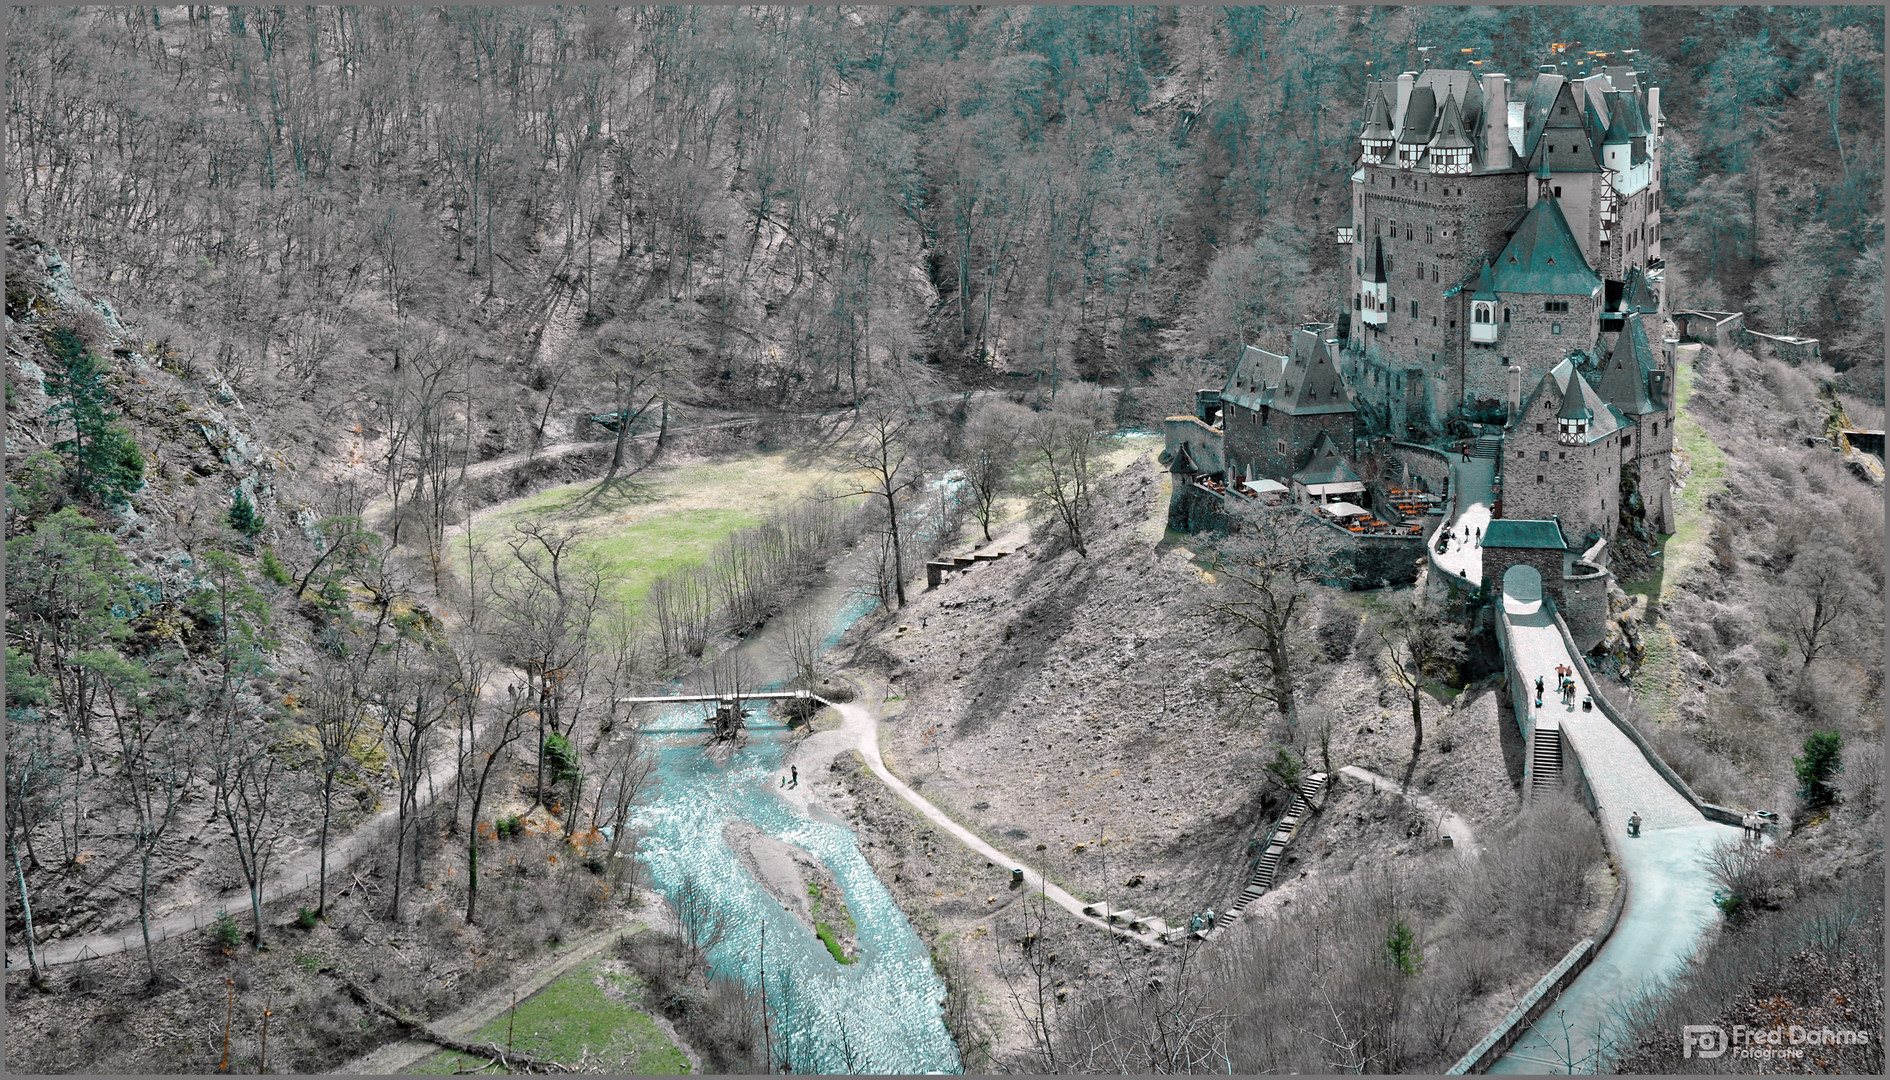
[1357,257,1362,275]
[1536,424,1545,434]
[1559,452,1566,460]
[1405,225,1413,240]
[1504,308,1511,323]
[1426,226,1434,244]
[1554,185,1562,197]
[1537,475,1545,483]
[1544,301,1569,313]
[1551,323,1562,335]
[1410,300,1418,318]
[1473,303,1493,324]
[1539,451,1548,461]
[1277,440,1287,455]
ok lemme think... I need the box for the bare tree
[831,399,931,609]
[773,605,827,690]
[1021,382,1111,557]
[1771,542,1869,668]
[1204,500,1336,733]
[111,676,198,981]
[461,682,528,926]
[995,887,1063,1072]
[488,522,606,803]
[376,635,451,922]
[1367,594,1467,758]
[959,398,1028,542]
[305,647,372,918]
[212,711,289,950]
[586,304,702,491]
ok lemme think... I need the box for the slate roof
[1270,328,1357,416]
[1482,519,1568,550]
[1621,266,1659,313]
[1432,92,1474,150]
[1221,328,1356,418]
[1364,235,1387,284]
[1491,189,1601,297]
[1291,430,1362,486]
[1360,84,1394,143]
[1597,312,1665,416]
[1221,343,1287,415]
[1523,78,1602,172]
[1521,356,1623,444]
[1397,86,1438,146]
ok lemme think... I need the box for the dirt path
[1337,765,1482,857]
[780,675,1163,948]
[335,916,666,1075]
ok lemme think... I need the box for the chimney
[1506,366,1524,425]
[1647,86,1661,138]
[1395,71,1416,128]
[1482,72,1510,170]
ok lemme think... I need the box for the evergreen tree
[1794,730,1844,808]
[228,490,264,537]
[43,326,144,507]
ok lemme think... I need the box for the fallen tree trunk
[324,967,574,1074]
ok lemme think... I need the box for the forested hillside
[7,5,1881,470]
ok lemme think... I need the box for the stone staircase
[1219,771,1329,929]
[1530,722,1564,799]
[1471,434,1504,460]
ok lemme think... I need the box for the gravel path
[783,677,1163,947]
[1337,765,1482,858]
[1489,594,1742,1073]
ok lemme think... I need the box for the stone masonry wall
[1561,563,1612,652]
[1482,544,1569,606]
[1224,404,1357,483]
[1501,395,1623,543]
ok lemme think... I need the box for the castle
[1163,62,1680,643]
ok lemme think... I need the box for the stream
[628,528,962,1073]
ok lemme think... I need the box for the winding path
[779,680,1162,947]
[1337,766,1481,858]
[1486,592,1741,1073]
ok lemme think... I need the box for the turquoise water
[631,589,959,1073]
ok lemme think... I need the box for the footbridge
[1450,566,1747,1073]
[618,691,839,707]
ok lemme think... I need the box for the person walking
[1627,811,1643,837]
[1535,675,1545,698]
[790,764,799,787]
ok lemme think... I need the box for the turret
[1360,237,1389,328]
[1428,92,1474,175]
[1359,85,1394,165]
[1556,385,1593,444]
[1506,366,1524,424]
[1469,260,1500,344]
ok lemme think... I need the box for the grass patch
[1660,352,1728,603]
[409,960,687,1074]
[460,450,848,611]
[814,922,853,965]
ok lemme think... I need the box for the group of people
[1435,523,1483,556]
[1533,664,1578,709]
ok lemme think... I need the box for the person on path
[791,764,798,787]
[1474,527,1481,544]
[1627,811,1642,837]
[1535,675,1545,698]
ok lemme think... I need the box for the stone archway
[1502,562,1542,603]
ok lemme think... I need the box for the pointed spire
[1536,157,1555,200]
[1364,236,1387,283]
[1471,258,1497,300]
[1430,91,1474,150]
[1603,93,1635,144]
[1360,83,1394,144]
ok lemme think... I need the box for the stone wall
[1500,397,1623,544]
[1329,528,1426,589]
[1482,545,1568,605]
[1561,561,1612,651]
[1224,404,1358,483]
[1167,477,1233,534]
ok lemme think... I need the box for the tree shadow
[575,472,662,514]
